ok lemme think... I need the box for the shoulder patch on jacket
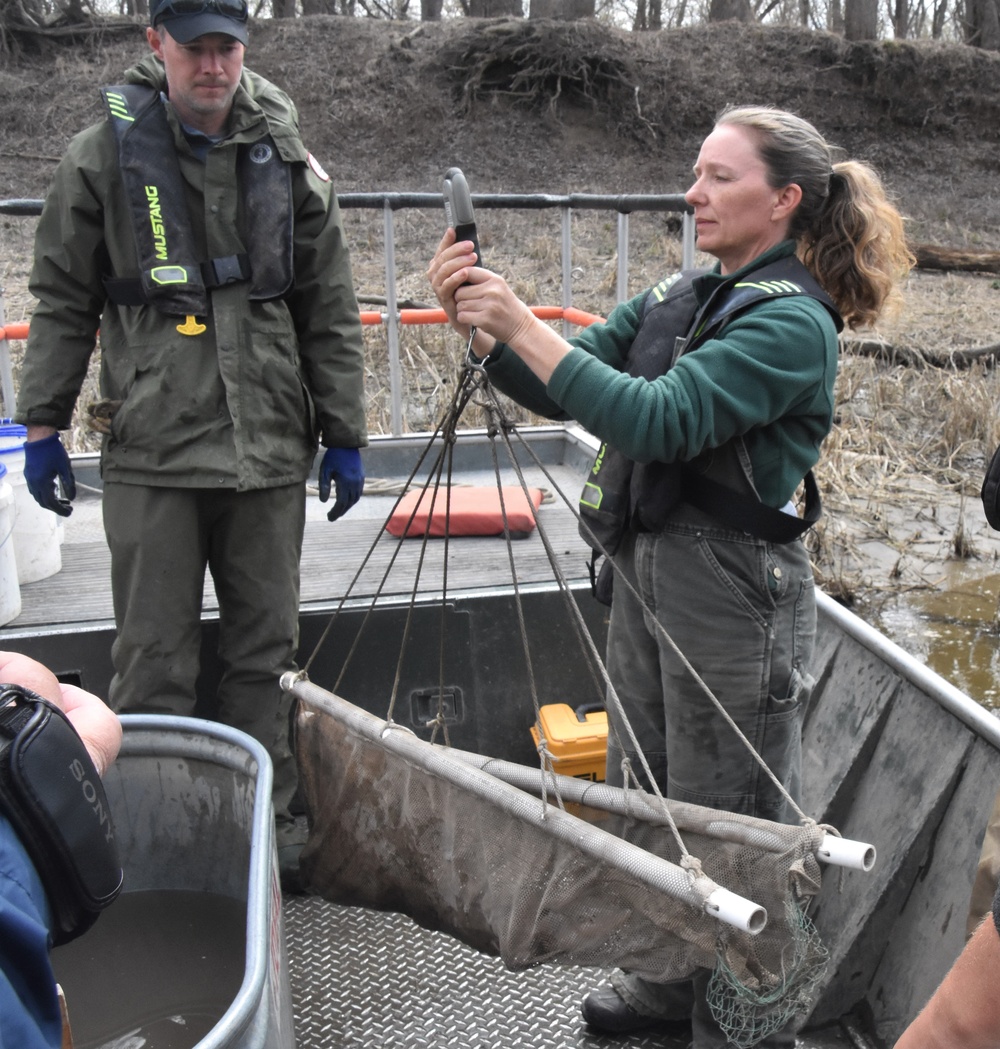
[307,152,330,182]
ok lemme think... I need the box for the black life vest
[578,254,842,556]
[99,83,294,317]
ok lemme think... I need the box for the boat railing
[0,192,695,435]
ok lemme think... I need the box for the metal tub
[52,715,296,1049]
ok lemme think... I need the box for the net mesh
[707,900,829,1048]
[294,684,829,1039]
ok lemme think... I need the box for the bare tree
[930,0,947,33]
[708,0,754,20]
[844,0,877,36]
[631,0,662,26]
[890,0,908,34]
[468,0,521,11]
[670,0,691,27]
[529,0,594,15]
[965,0,1000,45]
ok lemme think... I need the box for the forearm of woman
[500,312,574,384]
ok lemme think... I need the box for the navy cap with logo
[150,0,249,45]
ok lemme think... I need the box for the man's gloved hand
[23,433,76,517]
[318,447,364,522]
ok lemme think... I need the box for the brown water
[51,889,246,1049]
[871,563,1000,709]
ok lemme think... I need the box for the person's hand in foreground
[0,650,121,776]
[893,909,1000,1049]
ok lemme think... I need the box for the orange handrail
[360,305,604,328]
[1,305,604,343]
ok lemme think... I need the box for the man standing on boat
[15,0,367,891]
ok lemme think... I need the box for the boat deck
[282,895,855,1049]
[0,428,597,646]
[0,427,931,1049]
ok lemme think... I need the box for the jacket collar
[691,239,798,305]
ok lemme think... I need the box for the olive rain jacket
[17,54,367,490]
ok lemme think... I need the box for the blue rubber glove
[318,447,364,522]
[23,433,76,517]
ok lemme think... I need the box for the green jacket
[17,55,367,490]
[485,241,839,509]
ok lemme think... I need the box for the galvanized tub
[52,714,296,1049]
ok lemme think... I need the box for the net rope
[293,349,844,1042]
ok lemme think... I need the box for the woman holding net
[428,105,912,1046]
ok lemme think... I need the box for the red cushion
[386,486,544,538]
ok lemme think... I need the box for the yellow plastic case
[529,702,608,782]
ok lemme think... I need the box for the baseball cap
[150,0,249,45]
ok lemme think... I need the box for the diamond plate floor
[282,896,854,1049]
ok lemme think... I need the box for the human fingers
[430,227,480,269]
[0,650,62,705]
[428,228,460,289]
[0,651,120,777]
[433,225,457,256]
[452,268,524,341]
[429,242,480,298]
[429,244,482,338]
[58,683,122,776]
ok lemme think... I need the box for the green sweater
[18,55,367,491]
[485,241,839,509]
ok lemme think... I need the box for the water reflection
[870,564,1000,710]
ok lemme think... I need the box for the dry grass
[806,309,1000,612]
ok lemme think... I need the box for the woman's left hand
[428,228,478,338]
[428,228,575,382]
[428,229,536,345]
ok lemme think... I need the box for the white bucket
[0,422,25,451]
[0,463,22,626]
[0,427,62,584]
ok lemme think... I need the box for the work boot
[276,813,310,895]
[277,842,307,895]
[581,984,691,1035]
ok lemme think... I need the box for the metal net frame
[292,681,831,1040]
[291,352,870,1044]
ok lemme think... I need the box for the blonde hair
[716,105,913,331]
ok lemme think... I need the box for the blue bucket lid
[0,462,8,480]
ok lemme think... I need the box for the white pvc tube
[705,887,767,934]
[817,834,876,871]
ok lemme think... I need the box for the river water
[869,562,1000,710]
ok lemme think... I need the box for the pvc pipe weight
[705,886,767,934]
[817,834,876,871]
